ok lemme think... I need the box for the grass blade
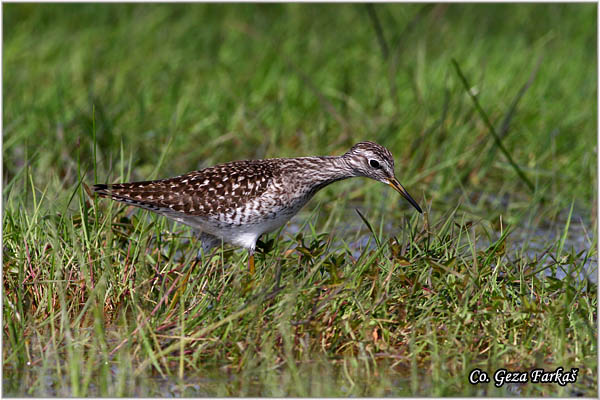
[355,208,381,248]
[451,58,535,193]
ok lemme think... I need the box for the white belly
[162,200,302,250]
[161,181,315,251]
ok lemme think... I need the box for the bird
[93,141,422,273]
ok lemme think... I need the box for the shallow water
[3,354,417,397]
[5,358,589,397]
[284,204,597,284]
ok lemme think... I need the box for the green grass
[3,3,597,396]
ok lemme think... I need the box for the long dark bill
[387,178,423,214]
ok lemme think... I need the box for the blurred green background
[3,3,596,219]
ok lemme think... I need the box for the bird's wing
[92,159,279,217]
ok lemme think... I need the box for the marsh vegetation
[3,3,597,396]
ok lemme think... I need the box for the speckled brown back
[93,159,281,217]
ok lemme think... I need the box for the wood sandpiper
[93,141,422,273]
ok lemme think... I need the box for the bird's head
[343,141,422,213]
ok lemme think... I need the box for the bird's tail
[92,181,168,212]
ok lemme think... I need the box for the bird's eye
[369,159,381,169]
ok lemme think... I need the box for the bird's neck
[290,156,355,195]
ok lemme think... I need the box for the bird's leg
[248,250,255,275]
[171,231,219,311]
[197,231,221,262]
